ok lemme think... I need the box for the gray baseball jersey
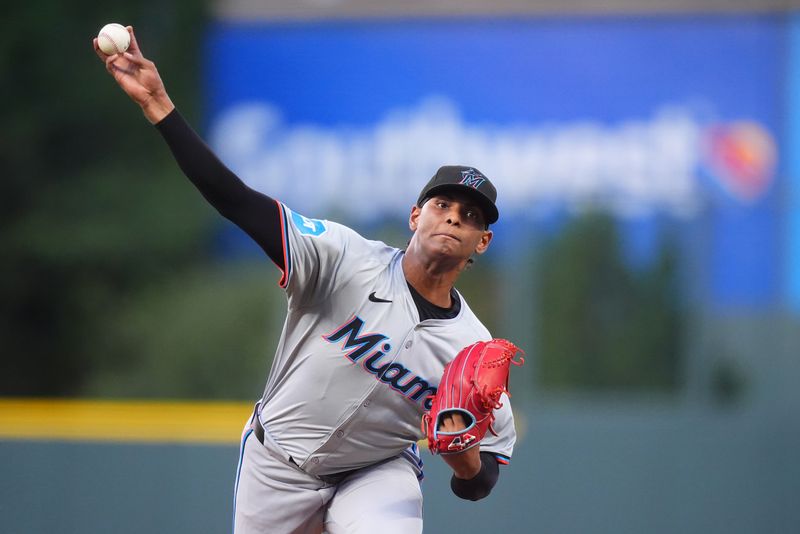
[258,203,516,476]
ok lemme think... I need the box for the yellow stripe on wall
[0,399,253,444]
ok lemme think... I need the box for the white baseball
[97,23,131,55]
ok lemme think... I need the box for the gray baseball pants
[233,414,424,534]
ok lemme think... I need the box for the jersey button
[404,341,412,349]
[312,458,320,464]
[336,430,344,438]
[363,400,371,407]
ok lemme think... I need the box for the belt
[252,410,267,445]
[251,408,298,468]
[251,405,358,485]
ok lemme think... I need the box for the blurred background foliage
[536,213,683,391]
[1,0,684,400]
[0,0,217,396]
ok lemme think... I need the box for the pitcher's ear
[474,230,493,255]
[409,205,421,231]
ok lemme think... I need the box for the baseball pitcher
[94,26,523,534]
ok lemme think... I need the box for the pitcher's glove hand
[422,339,524,455]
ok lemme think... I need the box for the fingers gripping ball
[422,339,524,455]
[97,23,130,55]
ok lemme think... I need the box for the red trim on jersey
[277,201,290,289]
[493,452,511,465]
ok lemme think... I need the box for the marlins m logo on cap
[416,165,500,224]
[460,168,486,189]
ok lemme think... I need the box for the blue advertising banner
[787,15,800,312]
[203,16,783,307]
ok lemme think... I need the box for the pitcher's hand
[93,26,174,124]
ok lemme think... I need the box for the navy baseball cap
[417,165,499,224]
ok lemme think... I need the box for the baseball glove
[422,338,524,455]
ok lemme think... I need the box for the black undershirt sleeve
[450,451,501,501]
[155,108,284,270]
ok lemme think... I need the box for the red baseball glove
[422,338,524,455]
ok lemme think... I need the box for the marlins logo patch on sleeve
[277,204,330,289]
[290,210,327,237]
